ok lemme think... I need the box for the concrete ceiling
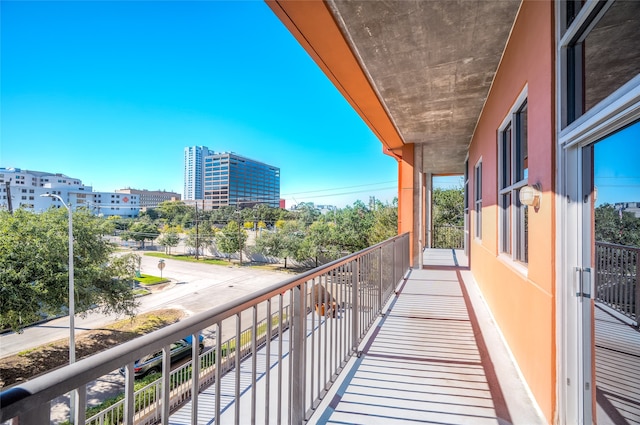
[267,0,521,174]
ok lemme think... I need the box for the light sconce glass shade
[519,184,541,208]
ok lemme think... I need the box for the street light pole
[41,193,76,422]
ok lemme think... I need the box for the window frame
[560,0,640,130]
[474,159,482,240]
[498,87,529,265]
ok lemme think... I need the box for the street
[0,254,288,358]
[1,254,293,424]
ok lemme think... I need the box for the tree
[216,221,248,261]
[154,201,193,228]
[294,202,321,225]
[432,188,464,248]
[255,221,306,268]
[595,204,640,246]
[184,225,216,257]
[369,198,398,245]
[157,230,180,254]
[121,220,160,249]
[333,200,374,252]
[302,220,340,265]
[0,209,138,332]
[432,188,464,227]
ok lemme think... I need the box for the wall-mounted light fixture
[519,183,541,210]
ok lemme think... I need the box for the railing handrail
[595,240,640,252]
[0,232,410,422]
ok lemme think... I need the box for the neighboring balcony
[2,235,546,424]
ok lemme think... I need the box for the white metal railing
[84,307,291,425]
[595,241,640,325]
[0,233,410,424]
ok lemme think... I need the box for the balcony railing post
[75,385,86,425]
[161,344,171,425]
[392,239,397,288]
[378,247,383,313]
[191,330,201,425]
[290,284,305,425]
[124,362,135,424]
[352,259,360,353]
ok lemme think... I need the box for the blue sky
[594,121,640,206]
[0,0,404,208]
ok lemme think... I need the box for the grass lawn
[134,273,169,286]
[144,252,312,274]
[145,252,235,266]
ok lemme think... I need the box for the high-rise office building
[203,152,280,208]
[183,146,211,200]
[184,146,280,208]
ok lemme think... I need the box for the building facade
[183,145,211,200]
[271,0,640,422]
[203,152,280,208]
[184,146,280,208]
[116,188,181,209]
[0,168,139,218]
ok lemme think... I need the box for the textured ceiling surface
[327,0,521,173]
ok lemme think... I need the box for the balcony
[3,236,544,424]
[0,235,544,424]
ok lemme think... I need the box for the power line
[281,181,396,196]
[287,186,396,200]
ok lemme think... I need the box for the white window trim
[474,158,482,241]
[497,86,529,266]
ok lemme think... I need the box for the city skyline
[1,1,401,208]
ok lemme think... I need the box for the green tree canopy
[184,224,216,257]
[121,220,160,249]
[433,187,464,227]
[216,221,248,260]
[255,221,307,268]
[595,204,640,246]
[369,198,398,245]
[0,209,139,332]
[157,230,180,254]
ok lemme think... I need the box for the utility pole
[195,201,199,260]
[5,182,13,214]
[237,207,242,266]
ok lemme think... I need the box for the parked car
[120,335,205,378]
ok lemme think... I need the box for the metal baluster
[251,305,258,423]
[161,343,171,425]
[191,330,200,425]
[278,294,283,425]
[235,313,241,423]
[215,322,221,425]
[265,299,272,424]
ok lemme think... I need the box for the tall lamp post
[41,193,76,422]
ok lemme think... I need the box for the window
[474,160,482,239]
[564,1,640,126]
[499,95,528,264]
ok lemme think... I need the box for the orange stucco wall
[398,144,415,265]
[467,1,556,422]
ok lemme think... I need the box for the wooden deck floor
[595,305,640,424]
[310,249,544,424]
[169,249,545,424]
